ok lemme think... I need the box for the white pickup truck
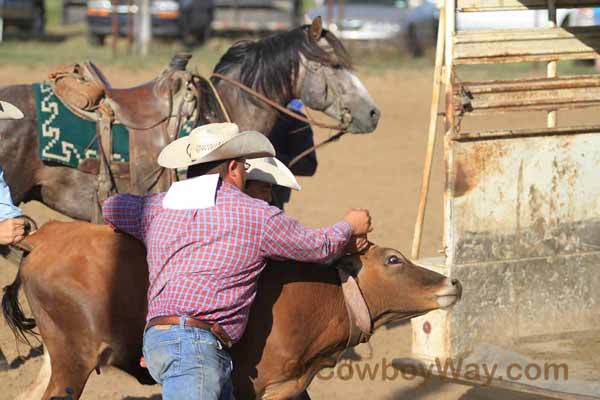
[456,7,596,30]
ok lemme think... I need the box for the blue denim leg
[143,319,235,400]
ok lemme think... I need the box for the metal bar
[457,0,600,11]
[453,75,600,113]
[547,0,557,128]
[454,26,600,64]
[411,6,446,260]
[448,124,600,142]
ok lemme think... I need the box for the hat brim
[0,101,24,120]
[246,157,301,191]
[158,130,275,169]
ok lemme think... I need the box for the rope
[210,73,351,167]
[211,73,349,131]
[288,131,348,168]
[206,76,232,123]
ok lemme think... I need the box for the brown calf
[2,221,461,399]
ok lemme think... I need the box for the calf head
[338,245,462,329]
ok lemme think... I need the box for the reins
[210,73,351,167]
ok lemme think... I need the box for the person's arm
[102,193,160,242]
[0,170,22,220]
[260,207,371,264]
[0,169,24,245]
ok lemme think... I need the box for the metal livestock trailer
[394,1,600,399]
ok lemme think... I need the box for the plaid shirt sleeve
[102,194,161,242]
[261,206,353,263]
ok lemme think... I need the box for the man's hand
[344,209,372,236]
[346,235,370,254]
[0,218,25,245]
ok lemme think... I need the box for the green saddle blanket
[33,82,193,169]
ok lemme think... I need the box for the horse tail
[2,269,37,346]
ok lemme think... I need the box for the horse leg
[36,165,97,221]
[15,350,52,400]
[41,355,95,400]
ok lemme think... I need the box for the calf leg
[16,350,52,400]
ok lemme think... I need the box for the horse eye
[332,64,343,70]
[386,255,402,265]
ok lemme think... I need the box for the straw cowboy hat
[247,157,301,191]
[158,123,275,169]
[0,101,24,120]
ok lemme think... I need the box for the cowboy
[102,123,372,400]
[245,156,301,203]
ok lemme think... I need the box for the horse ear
[310,16,323,40]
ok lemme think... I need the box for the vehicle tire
[28,5,45,37]
[407,24,424,58]
[88,32,106,46]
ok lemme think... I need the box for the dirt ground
[1,63,592,399]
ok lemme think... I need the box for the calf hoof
[0,350,8,372]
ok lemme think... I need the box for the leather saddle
[47,54,198,223]
[84,61,173,129]
[49,54,193,130]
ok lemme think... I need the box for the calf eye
[386,255,402,265]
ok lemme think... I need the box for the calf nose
[370,107,381,124]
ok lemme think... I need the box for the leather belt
[146,316,233,348]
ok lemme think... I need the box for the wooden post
[127,0,134,54]
[112,0,119,57]
[327,0,334,25]
[411,4,447,260]
[547,0,557,128]
[135,0,151,56]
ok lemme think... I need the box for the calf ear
[336,255,363,277]
[310,16,323,40]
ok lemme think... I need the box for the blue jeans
[143,317,235,400]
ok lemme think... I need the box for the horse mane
[213,25,352,103]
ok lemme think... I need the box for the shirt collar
[162,174,220,210]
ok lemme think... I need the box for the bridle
[211,68,353,168]
[145,63,356,191]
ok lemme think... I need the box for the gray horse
[0,18,380,222]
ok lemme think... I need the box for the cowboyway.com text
[309,357,568,385]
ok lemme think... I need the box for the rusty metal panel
[430,129,600,396]
[458,0,600,12]
[454,75,600,114]
[447,130,600,264]
[444,128,600,338]
[454,26,600,64]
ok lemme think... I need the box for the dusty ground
[1,62,594,399]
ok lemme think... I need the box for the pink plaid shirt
[102,181,352,342]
